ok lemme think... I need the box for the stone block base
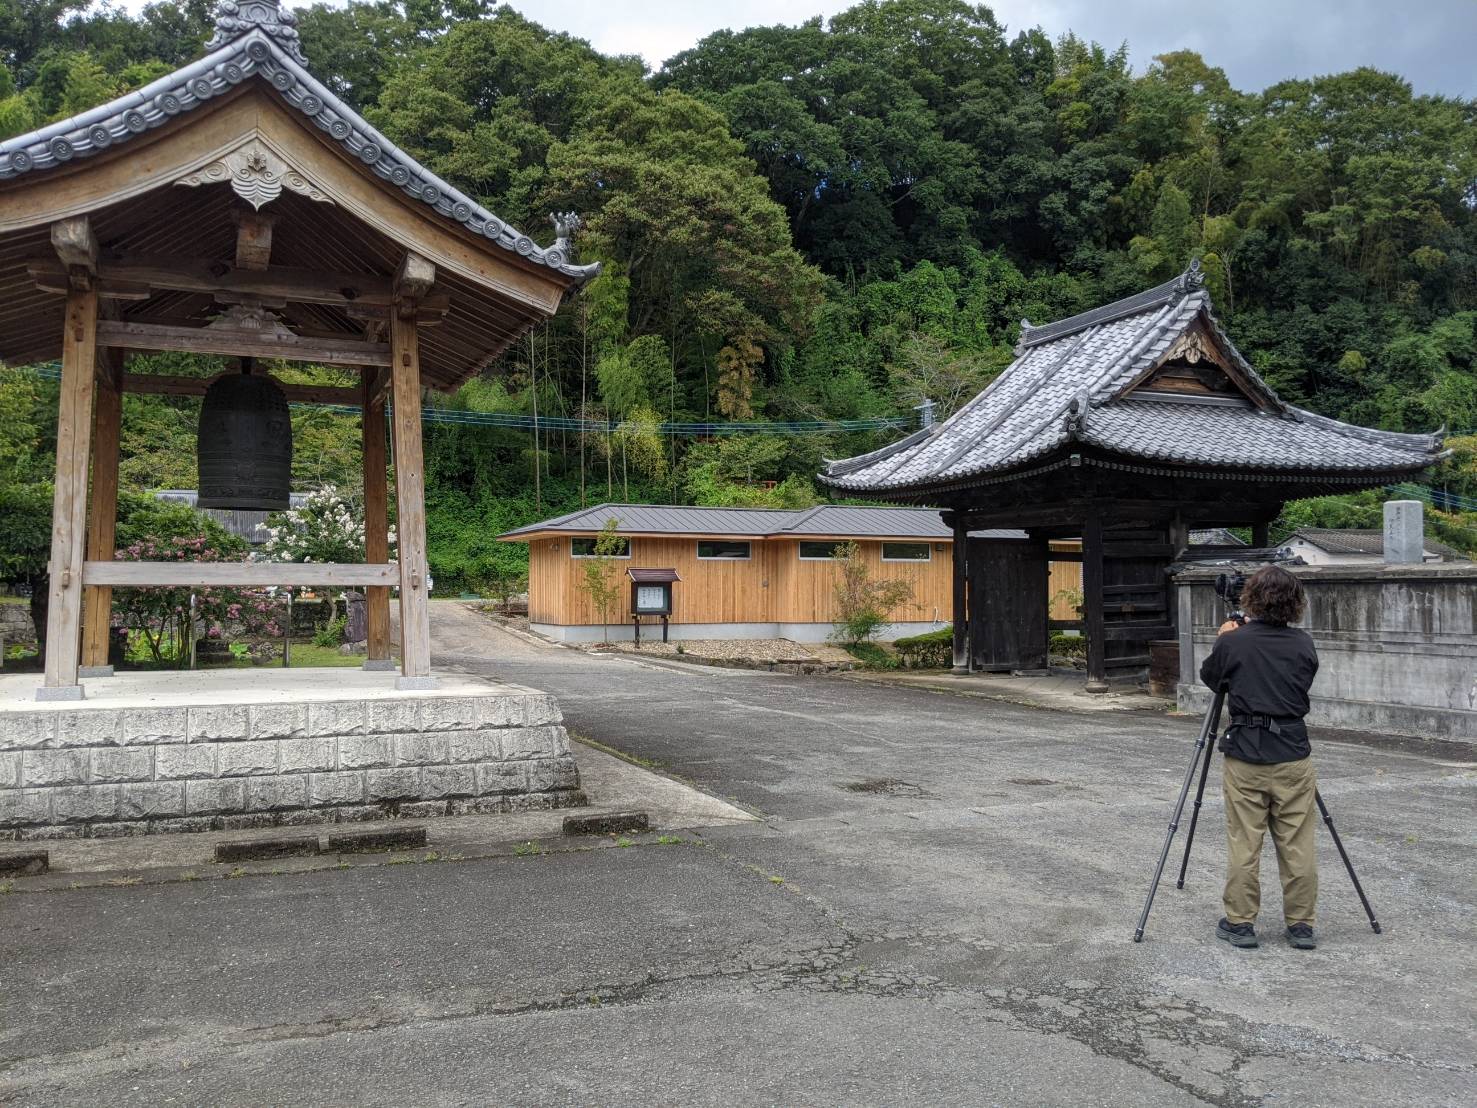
[0,674,583,839]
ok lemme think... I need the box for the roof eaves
[0,22,598,285]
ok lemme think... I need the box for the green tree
[575,518,624,643]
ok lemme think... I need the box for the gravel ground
[592,637,856,667]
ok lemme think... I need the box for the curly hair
[1242,565,1305,626]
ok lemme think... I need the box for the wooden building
[501,503,1081,642]
[822,262,1446,690]
[0,1,594,698]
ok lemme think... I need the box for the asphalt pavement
[2,601,1473,1106]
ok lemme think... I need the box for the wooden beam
[51,217,98,289]
[40,286,98,697]
[29,254,396,308]
[81,348,123,674]
[120,371,362,406]
[363,368,392,670]
[1081,513,1108,694]
[97,320,391,367]
[231,207,276,271]
[390,312,433,685]
[82,561,399,588]
[394,252,436,312]
[950,518,969,673]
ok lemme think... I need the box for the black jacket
[1200,620,1319,764]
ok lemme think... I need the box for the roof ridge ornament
[208,1,308,67]
[1172,257,1205,296]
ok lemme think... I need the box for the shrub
[1050,631,1087,659]
[845,641,898,669]
[313,614,347,648]
[893,626,952,668]
[830,541,914,644]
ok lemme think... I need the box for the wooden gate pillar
[948,515,969,674]
[389,309,435,689]
[80,348,123,676]
[39,284,99,699]
[1082,513,1108,694]
[361,369,394,671]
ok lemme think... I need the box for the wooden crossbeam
[119,371,362,405]
[82,561,399,588]
[97,320,390,366]
[28,258,453,320]
[30,254,393,307]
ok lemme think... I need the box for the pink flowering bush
[112,532,280,665]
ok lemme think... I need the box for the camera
[1215,571,1247,622]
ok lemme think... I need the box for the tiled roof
[0,1,596,282]
[822,265,1444,494]
[1285,529,1468,561]
[499,503,1025,541]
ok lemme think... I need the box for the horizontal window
[697,540,751,560]
[882,542,931,562]
[799,541,846,560]
[571,537,629,558]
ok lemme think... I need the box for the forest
[3,0,1477,594]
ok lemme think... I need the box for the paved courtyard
[2,602,1473,1105]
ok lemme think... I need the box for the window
[697,540,751,560]
[882,542,931,562]
[799,541,845,560]
[571,536,629,558]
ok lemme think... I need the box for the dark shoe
[1286,923,1317,949]
[1216,918,1258,948]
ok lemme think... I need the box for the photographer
[1199,565,1320,950]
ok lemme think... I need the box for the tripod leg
[1314,790,1382,935]
[1134,691,1225,942]
[1174,704,1221,889]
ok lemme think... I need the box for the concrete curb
[563,811,649,836]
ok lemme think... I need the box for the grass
[567,731,665,771]
[513,840,542,856]
[843,641,900,670]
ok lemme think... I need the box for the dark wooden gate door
[1099,525,1174,681]
[968,536,1048,672]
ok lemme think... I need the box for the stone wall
[0,690,582,840]
[1175,563,1477,740]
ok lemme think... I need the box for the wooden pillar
[39,287,99,699]
[361,369,394,671]
[1251,520,1270,548]
[79,350,123,675]
[1082,513,1108,694]
[389,313,434,688]
[950,518,970,674]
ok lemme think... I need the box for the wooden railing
[81,562,398,588]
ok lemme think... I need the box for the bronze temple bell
[196,359,293,511]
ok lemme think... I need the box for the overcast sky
[111,1,1474,97]
[519,0,1473,95]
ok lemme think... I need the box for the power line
[13,364,910,436]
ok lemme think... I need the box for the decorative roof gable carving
[174,135,330,209]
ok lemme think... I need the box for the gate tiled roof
[822,264,1444,495]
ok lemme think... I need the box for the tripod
[1133,688,1383,942]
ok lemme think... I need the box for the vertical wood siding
[526,534,1089,630]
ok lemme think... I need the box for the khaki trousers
[1222,754,1318,926]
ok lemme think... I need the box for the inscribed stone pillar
[1383,500,1424,565]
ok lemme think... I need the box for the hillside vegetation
[3,0,1476,590]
